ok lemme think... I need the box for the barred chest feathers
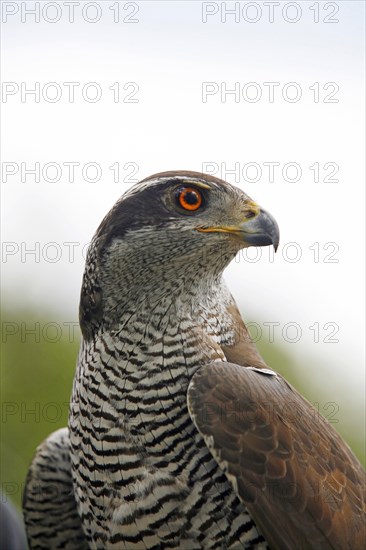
[69,276,266,549]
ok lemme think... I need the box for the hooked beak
[196,207,280,252]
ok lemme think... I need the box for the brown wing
[187,362,366,550]
[221,303,268,370]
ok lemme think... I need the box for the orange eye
[176,187,203,211]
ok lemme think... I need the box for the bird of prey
[23,171,365,549]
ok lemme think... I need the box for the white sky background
[1,2,365,425]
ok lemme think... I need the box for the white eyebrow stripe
[122,176,215,200]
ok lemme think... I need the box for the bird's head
[80,171,279,337]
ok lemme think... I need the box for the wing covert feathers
[23,427,88,549]
[188,362,366,550]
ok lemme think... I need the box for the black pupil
[183,190,199,205]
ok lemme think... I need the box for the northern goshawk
[23,171,366,549]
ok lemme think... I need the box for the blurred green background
[1,309,365,512]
